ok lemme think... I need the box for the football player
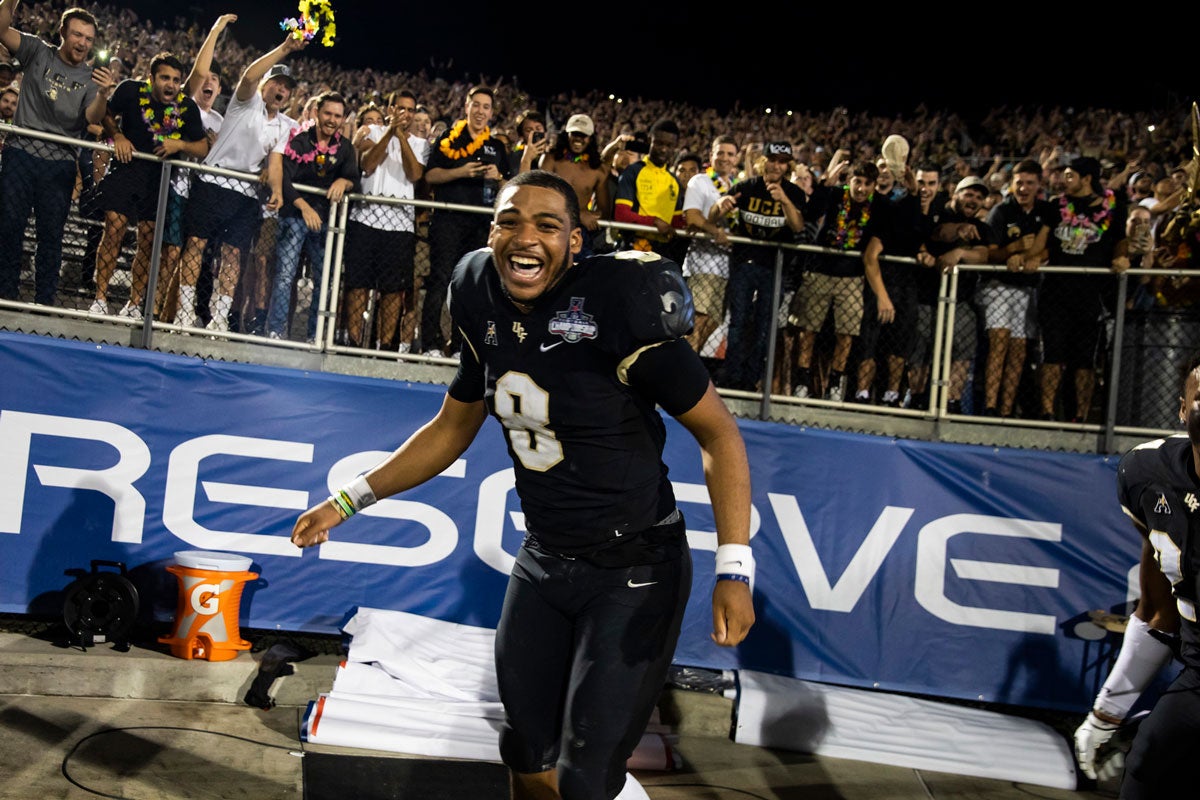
[292,169,755,800]
[1074,358,1200,797]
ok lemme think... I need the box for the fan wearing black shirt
[90,52,206,319]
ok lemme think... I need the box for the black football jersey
[1117,434,1200,667]
[447,248,695,551]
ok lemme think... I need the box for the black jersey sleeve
[622,338,711,416]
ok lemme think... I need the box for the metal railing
[1,123,1194,453]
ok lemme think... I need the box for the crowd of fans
[2,1,1194,174]
[0,0,1197,425]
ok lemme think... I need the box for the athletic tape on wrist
[715,543,754,580]
[342,474,377,513]
[1093,614,1174,720]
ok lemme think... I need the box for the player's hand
[711,580,754,647]
[291,500,344,548]
[213,13,237,31]
[1074,711,1119,780]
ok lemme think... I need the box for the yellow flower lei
[281,0,336,47]
[438,118,490,160]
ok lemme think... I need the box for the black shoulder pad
[612,250,695,342]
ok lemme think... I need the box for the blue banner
[0,332,1136,711]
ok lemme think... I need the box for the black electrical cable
[60,725,300,799]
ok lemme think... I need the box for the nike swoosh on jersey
[627,579,658,588]
[539,341,564,352]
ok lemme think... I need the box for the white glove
[1074,711,1120,779]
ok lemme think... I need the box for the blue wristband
[717,573,750,585]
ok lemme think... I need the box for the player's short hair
[502,170,581,232]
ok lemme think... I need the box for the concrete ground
[0,625,1120,799]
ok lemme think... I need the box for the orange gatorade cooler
[159,550,258,661]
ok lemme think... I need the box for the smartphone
[532,131,545,143]
[93,49,111,67]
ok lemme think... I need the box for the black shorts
[1038,275,1103,369]
[494,518,690,800]
[342,220,416,293]
[183,178,262,251]
[1120,665,1200,799]
[97,160,161,223]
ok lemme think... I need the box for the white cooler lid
[173,550,254,572]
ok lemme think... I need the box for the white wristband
[1093,614,1173,720]
[341,474,377,512]
[715,543,754,580]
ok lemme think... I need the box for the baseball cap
[764,141,793,160]
[564,113,594,137]
[262,64,297,88]
[955,176,989,195]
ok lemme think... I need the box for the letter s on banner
[317,452,460,567]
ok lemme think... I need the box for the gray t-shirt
[11,32,97,161]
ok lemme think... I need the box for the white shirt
[198,90,295,197]
[349,125,430,233]
[682,171,732,279]
[172,105,225,198]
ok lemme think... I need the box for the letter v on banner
[768,493,914,612]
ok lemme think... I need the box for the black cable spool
[62,560,139,650]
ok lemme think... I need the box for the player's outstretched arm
[675,382,755,647]
[292,394,488,549]
[1074,534,1178,778]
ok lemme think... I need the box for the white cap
[564,113,594,137]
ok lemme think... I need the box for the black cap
[764,141,794,160]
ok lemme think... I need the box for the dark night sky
[118,1,1195,121]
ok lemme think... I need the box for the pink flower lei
[284,126,341,164]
